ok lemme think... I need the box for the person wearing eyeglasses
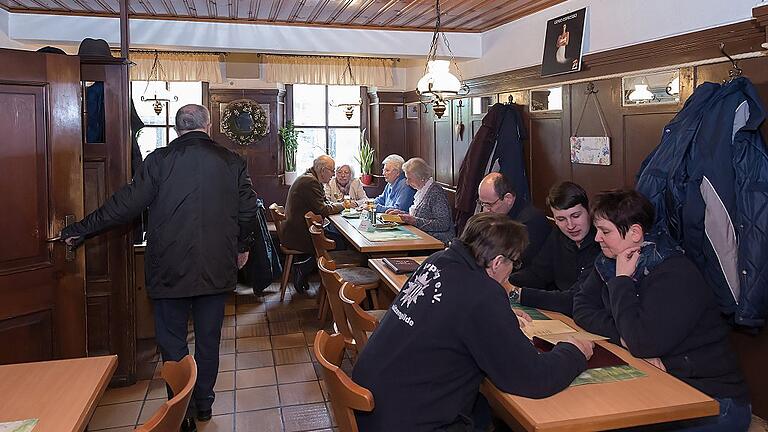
[352,213,594,432]
[477,172,551,267]
[506,181,601,316]
[283,155,345,292]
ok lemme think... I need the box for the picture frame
[541,7,587,78]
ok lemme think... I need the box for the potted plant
[356,129,375,185]
[279,121,302,185]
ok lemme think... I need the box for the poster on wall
[541,7,587,78]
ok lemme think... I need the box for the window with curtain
[293,84,361,175]
[131,81,203,159]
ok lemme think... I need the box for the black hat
[37,46,67,55]
[77,38,113,57]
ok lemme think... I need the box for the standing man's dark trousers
[153,292,228,417]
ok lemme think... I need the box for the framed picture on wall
[406,104,420,119]
[541,7,587,78]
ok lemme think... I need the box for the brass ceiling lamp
[140,51,178,115]
[416,0,469,118]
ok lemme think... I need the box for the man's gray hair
[313,155,335,172]
[382,154,405,170]
[175,104,210,133]
[402,157,433,181]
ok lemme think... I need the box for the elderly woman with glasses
[324,163,368,206]
[386,157,456,244]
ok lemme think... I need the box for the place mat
[359,226,421,242]
[511,303,551,320]
[570,365,646,387]
[0,419,38,432]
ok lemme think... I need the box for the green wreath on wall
[220,99,268,146]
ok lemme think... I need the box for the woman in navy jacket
[573,190,750,431]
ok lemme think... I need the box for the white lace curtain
[261,54,394,87]
[129,52,223,83]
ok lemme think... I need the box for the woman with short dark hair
[352,212,594,432]
[574,189,750,431]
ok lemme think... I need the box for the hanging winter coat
[636,77,768,329]
[240,199,283,294]
[454,103,529,233]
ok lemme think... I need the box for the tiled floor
[88,282,347,432]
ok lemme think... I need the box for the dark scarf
[595,232,683,284]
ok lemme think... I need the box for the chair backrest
[317,256,354,344]
[309,224,337,262]
[340,282,379,354]
[268,203,287,241]
[304,211,324,229]
[135,355,197,432]
[313,330,374,432]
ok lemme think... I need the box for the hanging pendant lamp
[416,0,469,118]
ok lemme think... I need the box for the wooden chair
[340,282,384,355]
[269,203,305,301]
[313,330,374,432]
[304,211,364,268]
[317,256,381,351]
[135,355,197,432]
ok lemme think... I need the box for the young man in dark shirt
[507,182,601,315]
[573,190,751,431]
[477,172,552,267]
[352,213,594,432]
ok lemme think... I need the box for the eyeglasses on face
[476,197,501,209]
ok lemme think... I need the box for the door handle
[48,215,77,261]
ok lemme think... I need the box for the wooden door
[0,48,86,363]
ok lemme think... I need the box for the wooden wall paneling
[369,91,407,176]
[405,103,421,160]
[527,114,566,210]
[568,79,625,198]
[451,98,472,186]
[434,110,453,185]
[621,112,677,188]
[210,89,290,207]
[80,60,135,385]
[419,104,436,175]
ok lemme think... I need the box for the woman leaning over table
[386,157,456,245]
[324,163,368,205]
[573,189,750,432]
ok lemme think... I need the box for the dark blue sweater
[573,255,748,401]
[352,241,587,431]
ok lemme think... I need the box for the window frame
[290,84,366,175]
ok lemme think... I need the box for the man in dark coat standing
[62,104,260,432]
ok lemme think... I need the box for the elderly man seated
[477,172,551,267]
[374,154,416,212]
[282,155,345,292]
[352,212,593,431]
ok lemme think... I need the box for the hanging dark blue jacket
[636,77,768,328]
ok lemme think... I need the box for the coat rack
[719,43,743,83]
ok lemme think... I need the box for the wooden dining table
[367,258,719,431]
[328,214,444,255]
[0,355,118,432]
